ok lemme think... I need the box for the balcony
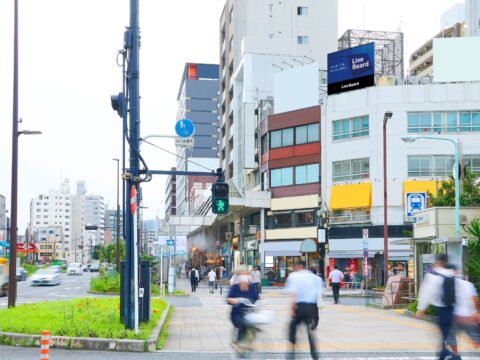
[329,214,371,225]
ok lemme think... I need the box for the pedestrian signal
[211,181,229,215]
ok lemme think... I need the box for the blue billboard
[327,43,375,95]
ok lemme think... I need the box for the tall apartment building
[105,208,122,243]
[84,194,105,248]
[164,167,176,221]
[0,194,6,243]
[29,179,72,262]
[175,63,219,216]
[466,0,480,36]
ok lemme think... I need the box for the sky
[0,0,463,231]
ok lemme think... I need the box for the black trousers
[331,282,340,304]
[289,303,319,360]
[435,306,454,357]
[190,280,197,292]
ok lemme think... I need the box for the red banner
[17,243,37,252]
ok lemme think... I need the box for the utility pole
[113,158,120,272]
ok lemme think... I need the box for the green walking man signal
[211,180,229,215]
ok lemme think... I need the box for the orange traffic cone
[40,330,50,360]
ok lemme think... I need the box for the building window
[271,128,294,148]
[464,155,480,173]
[333,158,369,182]
[297,36,309,45]
[295,164,319,184]
[297,7,308,16]
[408,155,455,177]
[296,124,319,144]
[273,212,291,226]
[408,111,480,133]
[333,115,369,141]
[261,135,268,154]
[295,210,314,225]
[267,3,274,15]
[331,209,370,224]
[271,167,293,187]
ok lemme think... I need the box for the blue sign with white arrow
[175,118,195,138]
[166,239,174,246]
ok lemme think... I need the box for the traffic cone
[39,330,50,360]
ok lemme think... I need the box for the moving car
[0,259,8,297]
[67,263,82,276]
[30,269,61,286]
[16,267,27,281]
[48,265,62,274]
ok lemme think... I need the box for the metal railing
[329,214,371,224]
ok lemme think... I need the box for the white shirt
[208,270,216,282]
[285,270,323,304]
[251,270,261,284]
[328,269,344,283]
[454,278,478,317]
[417,267,454,311]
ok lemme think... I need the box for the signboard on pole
[175,118,195,138]
[362,228,369,277]
[130,185,139,333]
[175,137,194,148]
[405,192,426,217]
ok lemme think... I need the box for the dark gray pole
[114,159,120,272]
[8,0,19,308]
[383,113,392,286]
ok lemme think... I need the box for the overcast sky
[0,0,462,230]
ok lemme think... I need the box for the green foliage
[0,298,166,340]
[466,219,480,292]
[429,169,480,207]
[90,274,121,293]
[23,264,38,276]
[93,241,125,264]
[407,300,435,316]
[156,306,173,350]
[92,245,102,261]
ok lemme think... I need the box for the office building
[165,167,177,221]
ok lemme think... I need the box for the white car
[67,263,82,276]
[30,269,61,286]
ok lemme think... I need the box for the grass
[0,298,167,340]
[166,289,187,296]
[90,274,121,293]
[156,306,174,350]
[22,264,38,276]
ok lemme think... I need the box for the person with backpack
[416,254,456,360]
[189,266,200,292]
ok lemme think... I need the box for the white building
[30,179,72,262]
[321,81,480,284]
[84,194,105,249]
[71,192,87,264]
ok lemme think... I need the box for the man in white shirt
[250,266,262,295]
[208,268,217,294]
[285,261,323,360]
[328,265,344,304]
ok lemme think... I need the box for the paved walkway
[165,278,479,356]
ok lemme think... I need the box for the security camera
[110,92,125,117]
[384,111,393,119]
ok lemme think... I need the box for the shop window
[295,211,314,225]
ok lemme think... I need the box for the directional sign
[130,185,137,215]
[166,239,174,246]
[405,192,426,217]
[175,137,194,148]
[175,118,195,138]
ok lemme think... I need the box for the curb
[0,304,172,353]
[403,309,437,323]
[87,291,164,298]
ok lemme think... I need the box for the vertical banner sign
[362,228,369,279]
[130,185,139,334]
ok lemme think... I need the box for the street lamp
[401,136,460,239]
[383,111,393,286]
[113,158,120,272]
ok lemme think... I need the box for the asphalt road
[0,271,99,307]
[0,347,478,360]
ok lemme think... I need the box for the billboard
[327,43,375,95]
[433,37,480,82]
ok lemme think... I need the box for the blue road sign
[166,239,174,246]
[363,250,369,258]
[175,118,195,138]
[405,192,426,217]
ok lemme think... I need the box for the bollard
[40,330,50,360]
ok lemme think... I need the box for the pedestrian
[189,266,199,292]
[328,265,344,304]
[444,264,480,359]
[227,267,259,349]
[208,267,217,294]
[250,266,262,295]
[416,254,457,360]
[285,261,323,360]
[343,268,351,290]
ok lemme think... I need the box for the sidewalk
[164,278,479,355]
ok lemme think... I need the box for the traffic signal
[211,181,229,215]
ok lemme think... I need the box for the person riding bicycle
[227,266,258,346]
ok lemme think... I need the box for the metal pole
[383,115,389,287]
[8,0,19,308]
[454,141,460,239]
[114,159,120,272]
[260,210,265,278]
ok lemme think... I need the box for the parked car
[48,265,62,274]
[0,259,8,297]
[67,263,82,276]
[16,267,27,281]
[82,264,89,272]
[89,262,100,272]
[30,269,61,286]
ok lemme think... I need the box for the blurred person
[208,268,217,294]
[227,267,259,347]
[251,266,262,295]
[343,268,351,290]
[189,266,199,292]
[285,261,323,360]
[329,265,344,304]
[445,264,480,359]
[416,254,457,360]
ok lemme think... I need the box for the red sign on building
[16,243,37,252]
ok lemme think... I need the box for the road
[0,271,98,307]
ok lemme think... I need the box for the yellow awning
[329,183,371,210]
[402,180,439,197]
